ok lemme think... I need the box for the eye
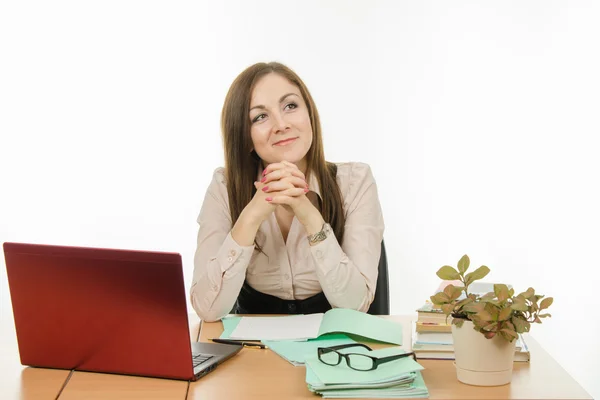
[284,102,298,111]
[252,113,267,123]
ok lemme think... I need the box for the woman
[191,62,384,322]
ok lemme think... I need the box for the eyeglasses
[317,343,417,371]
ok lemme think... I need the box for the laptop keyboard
[192,352,214,368]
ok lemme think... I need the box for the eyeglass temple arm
[326,343,372,352]
[377,352,416,366]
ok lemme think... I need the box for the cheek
[250,126,268,146]
[291,111,312,133]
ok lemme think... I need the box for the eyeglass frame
[316,343,417,371]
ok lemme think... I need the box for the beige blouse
[190,162,385,322]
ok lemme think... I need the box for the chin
[279,150,308,164]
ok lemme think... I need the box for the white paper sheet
[228,313,325,341]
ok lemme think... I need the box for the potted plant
[430,255,553,386]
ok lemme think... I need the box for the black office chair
[367,240,390,315]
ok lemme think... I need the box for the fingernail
[261,177,266,183]
[265,197,272,201]
[262,170,267,176]
[262,186,269,192]
[304,188,309,192]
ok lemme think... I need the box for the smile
[273,137,298,147]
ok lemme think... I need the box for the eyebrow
[249,93,299,112]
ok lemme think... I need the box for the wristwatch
[307,223,331,246]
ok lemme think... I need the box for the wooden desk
[191,315,593,400]
[0,314,593,399]
[0,315,71,400]
[0,314,201,400]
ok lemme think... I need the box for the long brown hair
[221,62,345,244]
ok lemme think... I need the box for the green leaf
[494,284,510,303]
[443,284,463,301]
[462,303,485,313]
[540,297,553,310]
[454,297,474,310]
[510,299,528,311]
[464,266,490,286]
[452,318,465,328]
[430,292,450,305]
[521,287,536,300]
[482,322,498,332]
[498,306,513,321]
[518,288,534,298]
[457,255,470,274]
[441,303,454,316]
[499,328,518,341]
[538,313,552,318]
[511,316,528,333]
[473,310,493,323]
[484,303,500,321]
[436,266,460,280]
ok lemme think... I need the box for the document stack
[304,347,429,398]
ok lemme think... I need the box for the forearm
[191,232,255,322]
[310,235,373,311]
[231,208,264,246]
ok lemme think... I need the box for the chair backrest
[367,240,390,315]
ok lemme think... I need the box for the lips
[273,137,298,146]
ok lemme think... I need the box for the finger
[263,163,305,181]
[280,161,306,180]
[263,169,306,185]
[263,177,307,192]
[262,162,286,176]
[262,168,290,184]
[280,176,309,189]
[261,181,295,193]
[265,188,308,202]
[281,160,301,172]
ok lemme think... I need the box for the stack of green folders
[305,346,428,399]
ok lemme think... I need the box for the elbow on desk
[326,284,372,313]
[189,290,227,323]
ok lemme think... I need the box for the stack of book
[413,294,530,362]
[413,322,530,361]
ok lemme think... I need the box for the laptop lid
[3,242,229,381]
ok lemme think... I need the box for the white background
[1,1,598,398]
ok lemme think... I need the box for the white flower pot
[451,320,517,386]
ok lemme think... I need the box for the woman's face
[249,73,313,171]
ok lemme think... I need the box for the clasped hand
[249,161,321,231]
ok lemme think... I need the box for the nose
[272,111,290,134]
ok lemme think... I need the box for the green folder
[305,347,428,399]
[263,334,356,366]
[305,346,423,385]
[222,308,403,345]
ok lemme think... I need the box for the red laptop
[3,242,241,381]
